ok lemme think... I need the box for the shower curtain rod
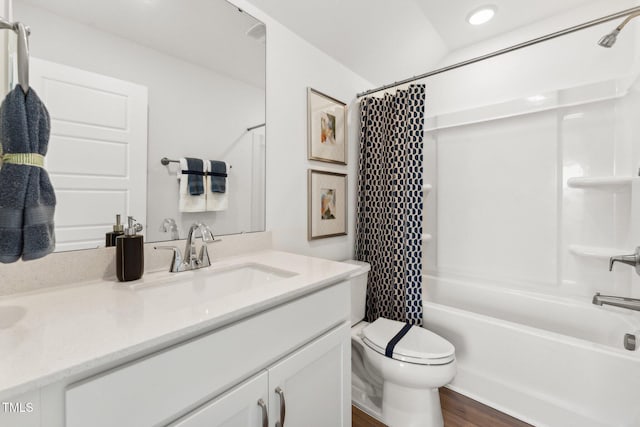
[357,6,640,98]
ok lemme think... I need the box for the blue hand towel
[0,86,55,263]
[209,160,227,193]
[185,157,204,196]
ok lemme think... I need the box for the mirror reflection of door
[30,58,148,252]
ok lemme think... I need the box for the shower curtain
[355,84,425,326]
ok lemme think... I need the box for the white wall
[14,2,265,242]
[227,0,374,261]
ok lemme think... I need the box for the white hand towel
[206,161,229,211]
[178,158,206,212]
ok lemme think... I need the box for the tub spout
[592,292,640,312]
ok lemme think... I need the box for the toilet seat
[362,318,455,365]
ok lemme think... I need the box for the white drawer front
[66,282,349,427]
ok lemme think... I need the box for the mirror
[8,0,266,252]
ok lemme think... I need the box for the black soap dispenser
[105,214,125,247]
[116,216,144,282]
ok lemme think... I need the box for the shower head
[598,29,619,48]
[598,11,640,48]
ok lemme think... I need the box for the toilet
[345,260,456,427]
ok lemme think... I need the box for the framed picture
[308,169,348,240]
[307,87,347,165]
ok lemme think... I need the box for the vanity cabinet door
[267,322,351,427]
[169,371,269,427]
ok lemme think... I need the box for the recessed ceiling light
[467,5,497,26]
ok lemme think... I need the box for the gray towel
[0,86,55,263]
[209,160,227,193]
[185,157,204,196]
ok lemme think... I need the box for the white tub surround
[421,58,640,425]
[424,72,640,299]
[0,250,358,427]
[423,275,640,427]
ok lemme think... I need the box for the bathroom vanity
[0,250,357,427]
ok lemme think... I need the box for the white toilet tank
[343,260,371,326]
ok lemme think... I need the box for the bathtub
[422,274,640,427]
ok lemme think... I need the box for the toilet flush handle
[275,387,286,427]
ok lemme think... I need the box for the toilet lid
[362,317,455,365]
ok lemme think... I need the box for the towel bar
[0,17,30,93]
[161,157,232,169]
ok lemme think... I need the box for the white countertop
[0,250,359,400]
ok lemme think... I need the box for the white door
[28,57,148,251]
[169,371,269,427]
[268,322,351,427]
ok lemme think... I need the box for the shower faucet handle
[609,247,640,275]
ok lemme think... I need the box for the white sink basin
[127,263,297,292]
[205,263,297,290]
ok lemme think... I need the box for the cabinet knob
[275,387,286,427]
[257,398,268,427]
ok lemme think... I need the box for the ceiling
[17,0,639,91]
[246,0,620,86]
[247,0,449,86]
[417,0,598,52]
[17,0,266,89]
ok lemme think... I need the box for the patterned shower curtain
[355,84,425,326]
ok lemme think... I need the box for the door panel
[268,322,351,427]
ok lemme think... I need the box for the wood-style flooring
[352,388,532,427]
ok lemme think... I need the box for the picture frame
[307,87,347,165]
[308,169,348,240]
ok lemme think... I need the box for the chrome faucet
[592,293,640,312]
[609,247,640,275]
[154,222,220,273]
[184,223,215,269]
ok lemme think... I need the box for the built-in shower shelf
[423,184,433,193]
[568,245,628,259]
[422,234,433,242]
[566,176,632,191]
